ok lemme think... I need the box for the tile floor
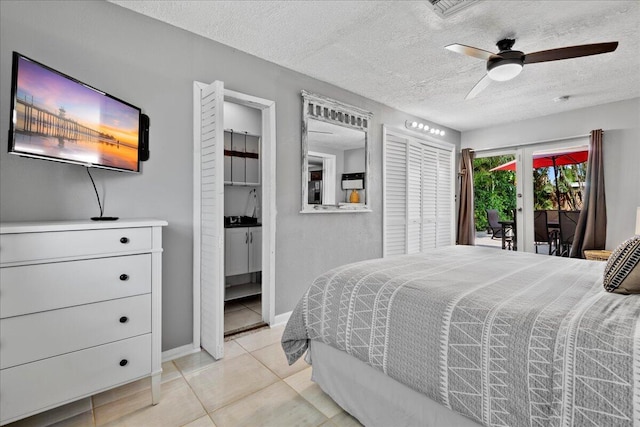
[7,325,363,427]
[224,295,265,336]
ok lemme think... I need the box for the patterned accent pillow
[603,235,640,294]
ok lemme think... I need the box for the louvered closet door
[436,150,454,247]
[383,135,408,256]
[421,148,438,250]
[384,129,454,256]
[198,81,225,359]
[407,142,423,254]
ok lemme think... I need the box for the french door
[477,136,589,253]
[518,137,589,253]
[383,127,455,256]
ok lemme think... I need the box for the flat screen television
[8,52,142,173]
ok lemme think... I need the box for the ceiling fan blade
[524,42,618,64]
[465,75,492,100]
[445,44,497,61]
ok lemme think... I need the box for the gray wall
[462,97,640,250]
[0,1,460,351]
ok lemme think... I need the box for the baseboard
[161,343,200,362]
[272,311,292,327]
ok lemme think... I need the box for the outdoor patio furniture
[486,209,504,239]
[558,210,580,256]
[534,210,557,255]
[546,209,559,225]
[499,219,516,250]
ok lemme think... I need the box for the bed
[282,245,640,427]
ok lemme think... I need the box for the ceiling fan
[445,39,618,99]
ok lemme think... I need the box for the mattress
[283,245,640,427]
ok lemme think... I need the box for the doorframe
[192,82,276,353]
[308,151,336,205]
[472,137,588,253]
[519,138,589,253]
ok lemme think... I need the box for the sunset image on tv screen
[12,55,140,172]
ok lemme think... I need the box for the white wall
[0,1,460,351]
[224,102,261,136]
[462,98,640,249]
[223,101,262,220]
[344,147,365,173]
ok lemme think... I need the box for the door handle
[250,231,253,243]
[245,231,248,244]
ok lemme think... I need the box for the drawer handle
[120,237,130,244]
[119,316,129,323]
[120,274,129,281]
[120,359,128,367]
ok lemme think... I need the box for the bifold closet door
[197,80,225,359]
[383,134,408,256]
[436,150,454,247]
[421,148,438,250]
[383,130,454,257]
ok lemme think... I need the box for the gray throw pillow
[603,235,640,294]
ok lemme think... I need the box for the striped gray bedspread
[282,245,640,427]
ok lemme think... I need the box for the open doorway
[527,147,587,256]
[193,81,276,359]
[473,153,517,250]
[222,102,266,336]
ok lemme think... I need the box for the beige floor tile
[161,361,182,383]
[223,300,245,313]
[284,367,342,418]
[174,343,247,376]
[182,415,216,427]
[51,411,94,427]
[92,378,150,409]
[251,341,309,379]
[241,296,261,314]
[174,350,216,375]
[93,385,152,425]
[330,412,363,427]
[94,377,205,427]
[223,339,247,359]
[224,307,262,333]
[7,398,92,427]
[210,381,327,427]
[93,362,178,408]
[184,353,278,413]
[234,325,284,352]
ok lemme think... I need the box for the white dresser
[0,219,167,425]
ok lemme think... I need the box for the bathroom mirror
[301,90,372,213]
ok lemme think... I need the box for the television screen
[8,52,141,173]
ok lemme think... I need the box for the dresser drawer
[0,227,152,264]
[0,254,151,318]
[1,294,151,369]
[0,334,152,424]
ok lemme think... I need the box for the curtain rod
[468,132,596,153]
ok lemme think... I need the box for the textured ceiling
[109,0,640,132]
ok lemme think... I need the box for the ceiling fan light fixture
[487,59,523,81]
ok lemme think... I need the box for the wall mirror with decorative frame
[301,90,373,213]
